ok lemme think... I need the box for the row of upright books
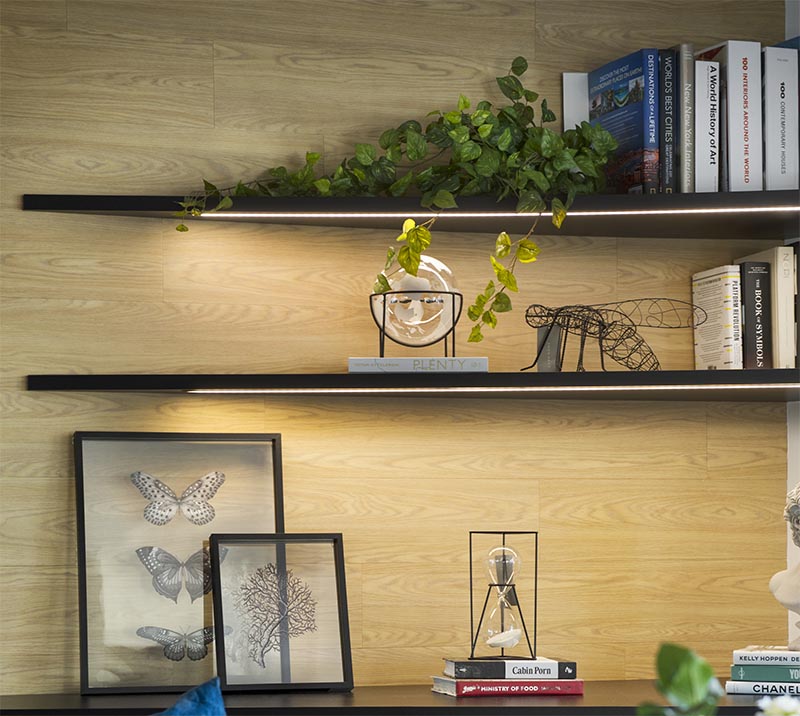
[562,37,799,194]
[691,245,797,371]
[726,645,800,696]
[430,655,582,698]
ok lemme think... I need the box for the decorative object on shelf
[469,531,538,660]
[637,642,722,716]
[73,432,285,694]
[176,57,616,343]
[769,483,800,650]
[521,298,707,372]
[370,251,463,356]
[209,533,353,693]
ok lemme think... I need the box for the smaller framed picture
[210,533,353,692]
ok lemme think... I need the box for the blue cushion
[154,677,226,716]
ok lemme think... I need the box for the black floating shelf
[21,190,800,239]
[25,369,800,401]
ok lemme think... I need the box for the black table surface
[0,681,763,715]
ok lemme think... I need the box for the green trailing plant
[176,57,617,342]
[637,643,723,716]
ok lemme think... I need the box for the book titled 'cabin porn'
[588,48,659,194]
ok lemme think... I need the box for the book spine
[740,261,773,369]
[733,649,800,665]
[447,660,577,679]
[562,72,589,131]
[673,43,695,192]
[659,49,677,192]
[643,48,660,193]
[692,266,743,370]
[731,663,800,682]
[453,680,584,697]
[694,60,721,192]
[725,680,800,695]
[763,46,799,190]
[348,357,489,373]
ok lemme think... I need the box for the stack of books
[562,36,799,193]
[431,656,583,697]
[725,645,800,695]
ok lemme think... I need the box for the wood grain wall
[0,0,790,695]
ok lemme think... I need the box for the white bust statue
[769,484,800,649]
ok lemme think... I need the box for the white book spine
[695,61,721,192]
[692,265,743,370]
[725,680,800,695]
[348,357,489,373]
[562,72,589,131]
[725,40,763,190]
[763,46,799,190]
[733,646,800,664]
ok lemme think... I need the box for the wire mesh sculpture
[521,298,708,372]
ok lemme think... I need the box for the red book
[431,676,584,697]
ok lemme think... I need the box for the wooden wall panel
[0,0,790,697]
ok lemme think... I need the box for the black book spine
[740,261,773,369]
[659,49,677,192]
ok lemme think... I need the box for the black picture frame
[73,431,285,694]
[210,533,353,692]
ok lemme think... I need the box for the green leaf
[516,189,546,214]
[540,98,557,123]
[477,123,493,139]
[458,93,470,110]
[444,110,463,125]
[484,280,496,299]
[398,245,420,276]
[482,310,497,328]
[551,197,567,229]
[383,247,396,270]
[470,109,491,126]
[553,148,579,172]
[490,255,518,291]
[203,179,220,195]
[406,224,432,252]
[475,146,501,177]
[495,231,512,258]
[467,304,482,321]
[516,238,540,263]
[523,88,539,102]
[448,125,470,144]
[305,151,321,165]
[496,74,524,100]
[313,177,331,195]
[510,56,528,76]
[432,189,457,209]
[458,140,482,162]
[176,223,189,232]
[208,195,233,212]
[379,128,400,149]
[468,325,484,342]
[540,128,562,157]
[496,127,513,151]
[355,143,376,166]
[373,273,392,293]
[388,171,415,196]
[491,292,512,312]
[574,154,600,177]
[526,169,550,193]
[405,128,428,161]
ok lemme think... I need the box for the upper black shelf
[25,369,800,401]
[22,190,800,239]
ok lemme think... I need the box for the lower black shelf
[0,681,765,715]
[25,369,800,401]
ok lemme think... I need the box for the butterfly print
[129,471,225,526]
[135,546,210,603]
[135,626,215,661]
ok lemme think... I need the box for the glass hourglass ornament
[483,546,523,649]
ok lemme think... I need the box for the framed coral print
[73,431,284,694]
[210,533,353,692]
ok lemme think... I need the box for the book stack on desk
[725,645,800,696]
[431,656,583,697]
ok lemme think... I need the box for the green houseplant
[177,57,617,342]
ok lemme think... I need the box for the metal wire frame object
[521,298,708,372]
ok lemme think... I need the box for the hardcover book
[739,261,773,369]
[762,44,799,190]
[694,60,721,192]
[443,656,577,680]
[589,48,659,194]
[695,40,763,191]
[731,663,800,682]
[659,48,678,192]
[725,680,800,695]
[348,357,489,373]
[735,246,797,369]
[672,42,695,192]
[733,646,800,665]
[691,265,743,370]
[431,675,585,697]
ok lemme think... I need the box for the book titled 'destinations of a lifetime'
[431,676,585,697]
[348,357,488,373]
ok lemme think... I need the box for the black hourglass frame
[469,530,538,660]
[369,290,463,357]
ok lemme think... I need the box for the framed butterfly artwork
[73,431,285,694]
[209,533,353,693]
